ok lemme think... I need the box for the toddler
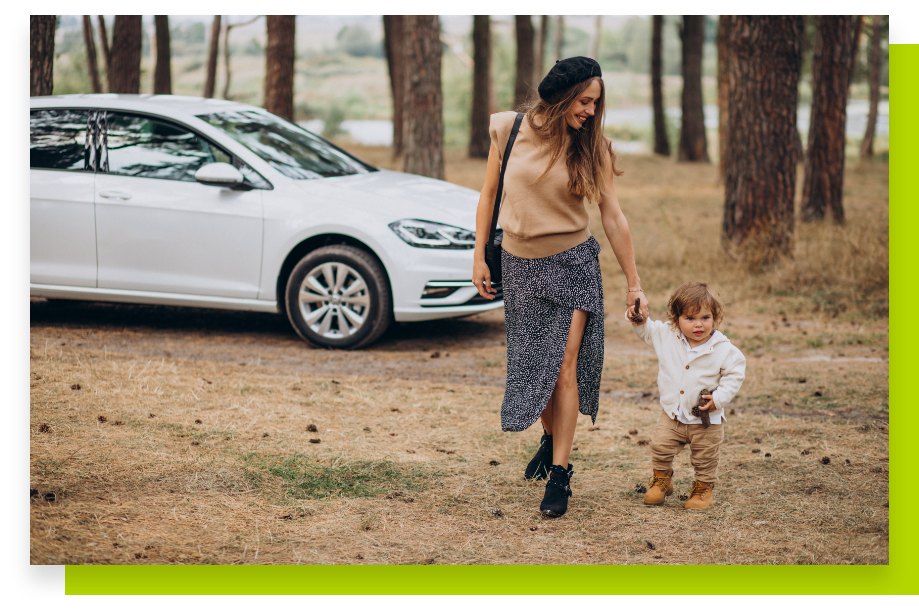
[627,282,745,509]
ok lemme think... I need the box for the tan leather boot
[643,469,673,505]
[683,480,715,509]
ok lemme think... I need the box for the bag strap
[489,112,525,247]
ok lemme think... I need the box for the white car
[30,94,503,349]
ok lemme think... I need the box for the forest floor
[29,151,888,565]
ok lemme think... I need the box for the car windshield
[197,110,375,180]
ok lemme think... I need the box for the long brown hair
[521,76,622,203]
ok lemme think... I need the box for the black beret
[538,56,602,103]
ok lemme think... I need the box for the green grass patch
[239,453,435,500]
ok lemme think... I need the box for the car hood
[295,169,480,230]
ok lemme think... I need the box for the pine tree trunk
[860,15,882,159]
[402,15,445,180]
[154,16,172,95]
[651,16,670,156]
[677,15,709,162]
[109,15,142,94]
[383,15,406,157]
[554,16,564,61]
[849,15,863,88]
[82,16,102,93]
[536,15,548,84]
[792,16,806,164]
[514,16,535,109]
[30,16,55,96]
[802,16,852,225]
[264,16,296,121]
[204,16,221,98]
[98,16,112,92]
[716,16,729,177]
[469,16,492,158]
[722,16,803,269]
[591,16,602,60]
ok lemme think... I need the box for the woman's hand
[473,259,497,300]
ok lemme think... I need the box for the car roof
[29,94,263,121]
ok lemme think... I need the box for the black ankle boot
[539,464,573,518]
[524,431,553,480]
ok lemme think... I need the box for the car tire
[284,245,392,349]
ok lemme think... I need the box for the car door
[94,111,263,299]
[30,108,97,287]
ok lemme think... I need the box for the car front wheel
[284,245,392,349]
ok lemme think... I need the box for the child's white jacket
[629,317,746,424]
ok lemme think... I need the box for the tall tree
[109,15,142,94]
[651,16,670,156]
[82,16,102,93]
[223,16,262,100]
[554,16,564,61]
[383,15,406,157]
[722,16,802,269]
[591,16,602,60]
[802,16,853,225]
[849,15,863,88]
[30,15,55,96]
[860,15,883,159]
[402,15,445,180]
[153,16,172,95]
[470,16,492,157]
[264,16,296,121]
[514,16,535,109]
[677,16,709,162]
[97,17,112,91]
[536,15,548,84]
[204,16,221,98]
[716,16,729,176]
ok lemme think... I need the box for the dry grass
[30,148,888,565]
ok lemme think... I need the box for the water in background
[300,100,888,155]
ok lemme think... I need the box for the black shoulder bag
[484,112,524,285]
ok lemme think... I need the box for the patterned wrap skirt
[500,236,604,432]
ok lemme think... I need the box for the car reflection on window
[106,114,217,182]
[197,110,374,180]
[29,109,90,171]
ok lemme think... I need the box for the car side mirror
[194,162,244,187]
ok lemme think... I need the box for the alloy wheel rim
[298,262,370,339]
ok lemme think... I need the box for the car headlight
[388,219,476,249]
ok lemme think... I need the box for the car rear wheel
[284,245,392,349]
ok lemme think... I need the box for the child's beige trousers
[649,411,724,483]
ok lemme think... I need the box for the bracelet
[626,287,643,293]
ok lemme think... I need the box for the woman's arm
[472,141,502,300]
[597,163,649,317]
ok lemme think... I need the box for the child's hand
[627,303,645,325]
[699,394,715,410]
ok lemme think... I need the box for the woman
[472,57,649,518]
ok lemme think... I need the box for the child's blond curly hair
[666,282,725,330]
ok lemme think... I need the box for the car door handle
[98,190,132,201]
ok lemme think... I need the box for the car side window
[106,113,217,182]
[30,109,91,171]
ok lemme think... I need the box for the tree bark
[383,15,406,157]
[264,16,296,121]
[468,16,492,159]
[722,16,803,269]
[860,15,883,159]
[109,15,142,94]
[514,16,535,109]
[154,16,172,95]
[591,15,602,60]
[554,16,564,61]
[849,15,863,88]
[536,15,548,84]
[82,16,102,94]
[204,16,221,98]
[677,15,709,162]
[402,15,445,180]
[30,15,55,96]
[98,16,112,92]
[802,16,852,225]
[716,16,729,177]
[652,16,670,157]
